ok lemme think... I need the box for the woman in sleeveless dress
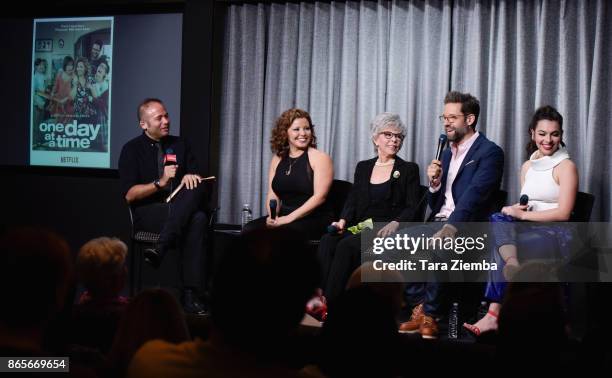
[464,105,578,335]
[243,108,333,240]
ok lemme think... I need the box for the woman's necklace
[375,159,395,167]
[285,157,298,175]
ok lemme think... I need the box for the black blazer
[340,156,421,225]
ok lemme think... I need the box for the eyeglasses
[438,114,466,123]
[379,131,404,140]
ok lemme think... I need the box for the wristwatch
[153,179,162,190]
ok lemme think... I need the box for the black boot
[182,289,207,315]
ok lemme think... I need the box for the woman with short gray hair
[310,112,421,317]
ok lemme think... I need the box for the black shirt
[118,133,199,207]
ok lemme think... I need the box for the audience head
[270,108,317,156]
[77,237,127,299]
[498,263,567,360]
[442,91,480,140]
[319,286,400,377]
[108,288,189,371]
[370,112,406,155]
[526,105,565,157]
[0,227,72,329]
[211,228,319,353]
[346,262,404,315]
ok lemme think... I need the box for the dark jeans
[133,183,207,288]
[395,223,445,317]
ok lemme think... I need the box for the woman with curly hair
[243,108,333,240]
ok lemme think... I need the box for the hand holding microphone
[327,219,346,234]
[428,134,447,187]
[160,148,178,187]
[501,194,529,219]
[160,164,178,187]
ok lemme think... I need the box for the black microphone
[269,199,277,219]
[430,134,447,186]
[519,194,529,206]
[435,134,448,161]
[327,224,339,234]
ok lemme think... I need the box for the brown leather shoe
[399,304,425,333]
[419,316,439,339]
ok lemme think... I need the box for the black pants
[133,184,207,289]
[319,228,379,303]
[243,211,332,241]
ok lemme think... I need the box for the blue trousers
[485,213,573,303]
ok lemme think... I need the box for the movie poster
[30,17,113,168]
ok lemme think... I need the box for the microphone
[327,224,339,234]
[435,134,448,161]
[163,148,177,166]
[519,194,529,206]
[269,199,277,219]
[430,134,447,186]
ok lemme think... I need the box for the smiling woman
[464,105,579,336]
[317,112,421,307]
[242,108,334,240]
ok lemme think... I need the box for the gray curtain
[451,0,612,221]
[218,0,612,224]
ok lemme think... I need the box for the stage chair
[569,191,595,222]
[307,179,353,247]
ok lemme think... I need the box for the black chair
[127,180,218,296]
[327,179,354,220]
[413,185,429,222]
[569,191,595,222]
[307,179,353,246]
[491,189,508,214]
[127,205,159,296]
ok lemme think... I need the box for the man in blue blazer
[399,91,504,338]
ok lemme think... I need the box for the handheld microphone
[435,134,448,161]
[327,224,339,234]
[519,194,529,206]
[269,199,277,219]
[163,148,177,166]
[430,134,447,186]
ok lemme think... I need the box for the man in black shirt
[118,98,207,315]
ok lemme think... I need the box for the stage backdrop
[217,0,612,224]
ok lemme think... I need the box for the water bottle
[476,301,488,321]
[448,302,459,339]
[241,203,252,228]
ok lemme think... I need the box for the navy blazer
[428,133,504,223]
[340,156,421,225]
